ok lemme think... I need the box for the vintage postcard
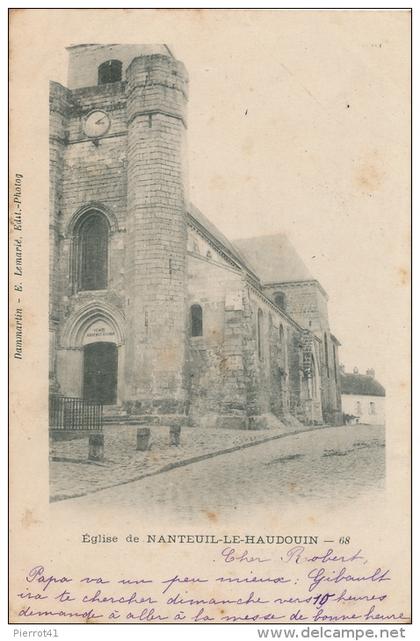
[9,8,411,628]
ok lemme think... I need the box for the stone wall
[51,80,129,403]
[264,281,342,424]
[187,252,247,429]
[242,286,323,428]
[49,81,73,392]
[124,54,189,424]
[186,244,325,430]
[263,280,327,334]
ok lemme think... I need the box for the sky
[176,11,410,387]
[36,8,411,388]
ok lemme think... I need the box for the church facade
[49,44,342,430]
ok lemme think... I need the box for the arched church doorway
[83,342,118,405]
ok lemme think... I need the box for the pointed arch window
[191,304,203,337]
[75,211,109,292]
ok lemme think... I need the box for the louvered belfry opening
[98,59,122,84]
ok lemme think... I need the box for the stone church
[49,44,342,430]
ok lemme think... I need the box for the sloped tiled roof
[186,205,320,333]
[340,373,385,397]
[233,234,314,284]
[187,204,259,278]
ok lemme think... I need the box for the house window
[98,60,122,85]
[191,304,203,337]
[75,211,109,291]
[274,292,286,311]
[356,401,362,415]
[257,308,263,360]
[369,402,376,415]
[324,333,330,378]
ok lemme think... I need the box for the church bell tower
[125,50,189,424]
[50,44,189,426]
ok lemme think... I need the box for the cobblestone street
[50,423,298,501]
[51,424,385,517]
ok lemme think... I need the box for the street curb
[50,423,336,503]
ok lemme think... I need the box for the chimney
[366,368,375,378]
[339,363,345,373]
[353,367,359,374]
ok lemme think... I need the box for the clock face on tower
[83,110,111,138]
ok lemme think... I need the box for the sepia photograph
[9,8,411,627]
[47,41,388,513]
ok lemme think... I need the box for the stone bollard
[170,425,181,446]
[136,427,151,451]
[88,433,104,462]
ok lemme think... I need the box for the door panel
[83,342,117,405]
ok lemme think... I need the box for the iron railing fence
[49,395,103,432]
